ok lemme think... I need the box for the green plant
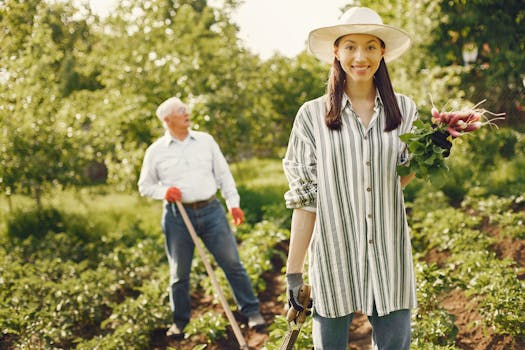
[184,311,229,343]
[264,314,313,350]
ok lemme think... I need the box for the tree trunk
[34,186,42,211]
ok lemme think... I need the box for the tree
[350,0,467,115]
[255,52,329,157]
[0,0,100,206]
[426,0,525,125]
[87,0,259,164]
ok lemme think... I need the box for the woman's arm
[286,208,316,273]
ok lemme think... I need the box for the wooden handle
[175,202,248,349]
[286,284,311,324]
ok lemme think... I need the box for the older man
[138,97,264,339]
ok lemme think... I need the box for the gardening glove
[230,207,244,226]
[286,273,311,314]
[164,187,182,202]
[430,129,452,158]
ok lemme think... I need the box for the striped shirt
[138,130,240,209]
[283,92,418,317]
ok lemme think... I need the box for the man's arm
[210,137,240,209]
[137,147,168,200]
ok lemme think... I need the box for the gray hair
[155,97,183,125]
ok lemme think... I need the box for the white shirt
[283,92,418,317]
[138,130,240,209]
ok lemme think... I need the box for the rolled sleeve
[283,159,317,209]
[398,144,409,166]
[283,108,318,209]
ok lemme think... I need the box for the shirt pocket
[157,157,184,180]
[191,153,213,171]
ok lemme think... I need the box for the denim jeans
[312,305,411,350]
[161,199,260,327]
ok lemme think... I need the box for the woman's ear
[333,46,339,61]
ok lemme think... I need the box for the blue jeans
[161,199,260,327]
[312,305,411,350]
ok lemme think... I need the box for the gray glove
[287,273,306,312]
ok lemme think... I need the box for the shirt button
[369,239,374,244]
[364,136,368,140]
[366,187,372,192]
[366,161,371,166]
[367,214,372,219]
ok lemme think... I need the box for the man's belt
[182,195,216,209]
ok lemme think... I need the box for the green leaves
[397,119,450,180]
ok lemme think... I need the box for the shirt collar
[164,129,196,146]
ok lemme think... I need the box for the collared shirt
[138,130,240,209]
[283,92,418,318]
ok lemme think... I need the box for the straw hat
[308,7,412,64]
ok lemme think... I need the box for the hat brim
[308,24,412,64]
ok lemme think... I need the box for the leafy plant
[184,311,229,343]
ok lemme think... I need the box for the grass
[231,158,288,189]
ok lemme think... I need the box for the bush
[7,206,63,240]
[238,185,287,224]
[5,206,108,263]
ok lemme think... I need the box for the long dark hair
[325,40,403,132]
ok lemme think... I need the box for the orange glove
[230,207,244,226]
[165,187,182,202]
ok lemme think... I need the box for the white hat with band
[308,7,412,64]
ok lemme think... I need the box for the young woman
[282,7,444,349]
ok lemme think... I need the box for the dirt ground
[151,234,525,350]
[149,244,373,350]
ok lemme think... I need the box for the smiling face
[334,34,385,83]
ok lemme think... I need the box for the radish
[447,126,462,138]
[431,107,440,119]
[463,121,482,132]
[398,96,506,180]
[429,98,505,138]
[456,120,468,130]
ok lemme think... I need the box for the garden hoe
[174,201,250,350]
[279,284,312,350]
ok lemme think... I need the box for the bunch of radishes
[430,99,505,138]
[397,98,505,180]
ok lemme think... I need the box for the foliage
[184,311,228,343]
[357,0,467,111]
[409,188,525,342]
[411,262,458,348]
[264,314,313,350]
[91,0,269,163]
[256,52,329,157]
[1,0,525,346]
[1,154,525,347]
[427,0,525,125]
[1,0,524,204]
[397,119,450,179]
[236,220,289,291]
[232,158,290,224]
[0,0,105,204]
